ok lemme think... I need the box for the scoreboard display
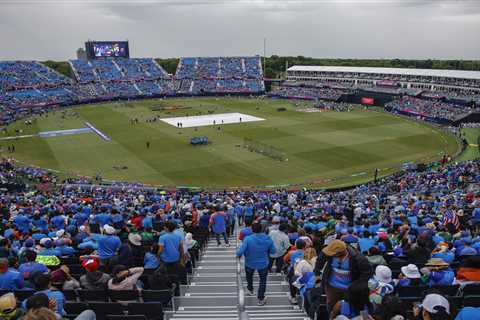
[85,41,130,59]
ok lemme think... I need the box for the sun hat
[425,258,449,268]
[322,239,347,257]
[374,265,392,283]
[0,293,16,314]
[128,233,142,246]
[421,293,450,315]
[401,264,421,279]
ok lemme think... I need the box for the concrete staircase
[166,234,309,320]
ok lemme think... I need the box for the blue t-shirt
[0,269,24,290]
[93,234,121,260]
[211,212,227,234]
[23,290,65,315]
[159,232,182,263]
[144,252,161,269]
[18,262,49,280]
[328,257,352,290]
[236,233,276,270]
[455,307,480,320]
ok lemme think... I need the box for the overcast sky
[0,0,479,61]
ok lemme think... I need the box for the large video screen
[93,42,128,58]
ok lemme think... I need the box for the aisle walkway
[166,234,309,320]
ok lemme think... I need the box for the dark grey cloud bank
[0,0,479,60]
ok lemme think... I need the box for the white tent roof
[287,65,480,80]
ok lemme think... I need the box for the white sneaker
[257,297,267,306]
[247,289,255,296]
[290,296,298,304]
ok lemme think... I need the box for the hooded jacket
[80,271,111,290]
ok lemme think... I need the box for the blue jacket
[236,233,276,269]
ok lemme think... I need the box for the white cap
[421,294,450,315]
[103,224,116,235]
[374,265,392,283]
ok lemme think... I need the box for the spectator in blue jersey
[158,221,184,265]
[314,239,371,312]
[18,250,48,283]
[422,258,455,286]
[27,273,66,316]
[209,206,229,247]
[90,225,121,268]
[37,239,61,257]
[455,307,480,320]
[236,222,276,306]
[0,258,24,290]
[50,213,66,231]
[13,213,31,234]
[244,202,255,225]
[396,264,422,287]
[239,219,253,241]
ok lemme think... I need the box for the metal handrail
[235,218,250,320]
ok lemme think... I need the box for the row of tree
[42,57,480,80]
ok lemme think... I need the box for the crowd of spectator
[0,155,479,319]
[0,57,265,125]
[269,84,350,101]
[385,96,479,122]
[174,56,264,94]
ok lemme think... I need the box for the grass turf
[0,97,460,188]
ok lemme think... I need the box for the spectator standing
[236,222,276,306]
[314,239,372,312]
[268,223,290,274]
[209,207,229,247]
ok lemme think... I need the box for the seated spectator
[431,242,455,264]
[413,293,451,320]
[455,256,480,282]
[374,295,407,320]
[108,265,144,290]
[365,246,387,267]
[330,280,373,319]
[79,257,111,290]
[455,307,480,320]
[50,265,80,291]
[28,274,65,316]
[144,244,161,270]
[0,292,25,320]
[368,265,394,308]
[396,264,422,287]
[422,258,455,286]
[0,258,24,290]
[18,250,48,283]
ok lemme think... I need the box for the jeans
[268,256,284,273]
[74,310,96,320]
[245,266,268,300]
[215,231,229,245]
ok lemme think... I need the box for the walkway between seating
[166,235,309,320]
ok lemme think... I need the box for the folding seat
[64,302,88,317]
[88,302,124,320]
[128,302,163,320]
[463,295,480,307]
[62,289,78,301]
[14,290,34,301]
[141,290,172,306]
[397,285,428,298]
[463,283,480,296]
[78,289,108,302]
[108,289,140,302]
[430,284,460,296]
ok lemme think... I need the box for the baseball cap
[82,258,99,272]
[421,293,450,315]
[322,240,347,257]
[0,293,16,314]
